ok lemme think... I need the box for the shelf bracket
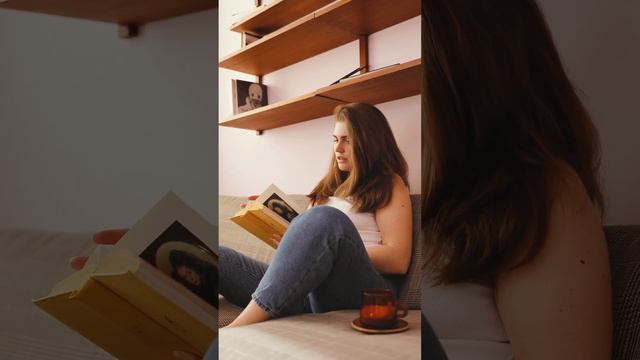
[359,35,369,74]
[256,130,264,135]
[118,24,139,39]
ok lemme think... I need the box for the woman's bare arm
[367,175,413,274]
[496,168,612,359]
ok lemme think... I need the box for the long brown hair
[422,0,604,284]
[309,103,409,212]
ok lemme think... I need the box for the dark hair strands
[421,0,604,285]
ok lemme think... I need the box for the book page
[114,191,218,308]
[254,184,306,222]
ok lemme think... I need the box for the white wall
[0,9,218,232]
[539,0,640,225]
[218,1,421,196]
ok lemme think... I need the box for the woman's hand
[69,229,129,270]
[240,195,259,209]
[241,195,285,247]
[269,233,283,247]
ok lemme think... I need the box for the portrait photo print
[263,193,299,223]
[232,79,268,114]
[139,221,218,308]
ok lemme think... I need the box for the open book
[33,192,218,360]
[230,184,306,248]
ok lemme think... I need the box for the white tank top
[323,196,382,247]
[422,275,514,359]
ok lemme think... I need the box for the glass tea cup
[359,288,408,329]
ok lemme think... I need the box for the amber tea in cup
[359,288,408,329]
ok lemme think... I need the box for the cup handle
[396,302,408,318]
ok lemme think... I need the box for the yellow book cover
[33,192,218,360]
[230,184,306,248]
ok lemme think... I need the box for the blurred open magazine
[230,184,306,248]
[33,192,218,360]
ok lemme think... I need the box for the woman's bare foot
[226,299,269,327]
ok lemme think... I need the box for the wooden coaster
[351,318,410,334]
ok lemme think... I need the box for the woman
[73,102,414,359]
[420,0,612,359]
[221,102,412,327]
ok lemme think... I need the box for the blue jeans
[219,206,394,317]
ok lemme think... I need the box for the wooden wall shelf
[0,0,218,25]
[219,0,420,76]
[230,0,335,36]
[220,59,421,131]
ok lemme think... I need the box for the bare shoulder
[495,162,612,359]
[389,173,410,205]
[549,162,599,219]
[391,173,409,192]
[375,173,410,215]
[543,162,605,256]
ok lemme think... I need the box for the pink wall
[538,0,640,224]
[218,1,421,196]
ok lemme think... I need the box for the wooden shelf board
[0,0,218,25]
[219,93,345,131]
[219,0,420,76]
[318,58,422,104]
[219,59,421,131]
[230,0,335,36]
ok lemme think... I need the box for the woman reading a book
[72,102,412,359]
[220,102,413,327]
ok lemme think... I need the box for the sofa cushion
[219,310,421,359]
[605,225,640,360]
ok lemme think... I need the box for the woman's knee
[285,206,359,248]
[295,206,353,230]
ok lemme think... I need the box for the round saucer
[351,318,410,334]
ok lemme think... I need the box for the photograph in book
[139,221,218,308]
[262,192,299,222]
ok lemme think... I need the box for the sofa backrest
[605,225,640,360]
[396,195,422,309]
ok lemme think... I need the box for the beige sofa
[218,195,422,359]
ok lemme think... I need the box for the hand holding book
[269,233,283,247]
[231,184,305,249]
[238,193,286,248]
[69,229,128,270]
[69,229,206,360]
[37,192,218,360]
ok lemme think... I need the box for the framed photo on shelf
[232,79,268,114]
